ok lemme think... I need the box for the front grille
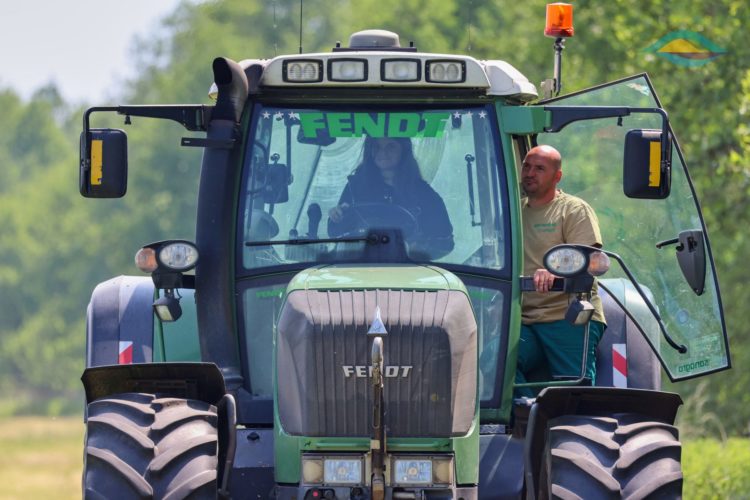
[277,289,476,437]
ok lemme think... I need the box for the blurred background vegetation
[0,0,748,443]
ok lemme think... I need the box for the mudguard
[81,362,226,406]
[596,279,661,390]
[478,428,525,499]
[86,275,155,367]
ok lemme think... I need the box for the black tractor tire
[83,393,218,499]
[542,413,682,500]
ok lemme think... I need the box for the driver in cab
[327,136,454,259]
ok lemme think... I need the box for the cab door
[538,74,729,381]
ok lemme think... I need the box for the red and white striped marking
[118,341,133,364]
[612,343,627,388]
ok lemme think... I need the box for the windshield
[238,105,507,272]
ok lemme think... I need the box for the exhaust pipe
[212,57,249,122]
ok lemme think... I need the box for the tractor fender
[81,362,226,407]
[523,387,682,499]
[86,275,155,367]
[478,429,525,499]
[596,279,661,390]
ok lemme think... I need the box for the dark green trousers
[514,320,605,399]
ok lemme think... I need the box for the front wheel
[83,393,218,499]
[542,413,682,499]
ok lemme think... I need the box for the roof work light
[544,3,574,38]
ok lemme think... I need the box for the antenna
[298,0,303,54]
[273,0,278,56]
[467,0,473,52]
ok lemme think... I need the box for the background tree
[0,0,747,434]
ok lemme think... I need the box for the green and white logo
[644,30,726,67]
[299,112,451,139]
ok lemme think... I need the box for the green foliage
[683,438,750,499]
[0,0,749,436]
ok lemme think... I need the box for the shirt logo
[533,222,557,233]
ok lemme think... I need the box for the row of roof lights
[282,58,466,84]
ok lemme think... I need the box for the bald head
[521,145,563,206]
[525,145,561,171]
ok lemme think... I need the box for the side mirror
[79,128,128,198]
[263,161,290,204]
[623,129,671,199]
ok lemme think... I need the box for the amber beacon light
[545,3,574,38]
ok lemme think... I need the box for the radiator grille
[277,289,476,437]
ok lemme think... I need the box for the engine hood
[276,264,477,438]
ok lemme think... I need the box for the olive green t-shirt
[522,190,605,324]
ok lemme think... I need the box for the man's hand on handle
[533,268,558,293]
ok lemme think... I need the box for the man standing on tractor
[515,144,606,397]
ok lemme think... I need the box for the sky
[0,0,184,104]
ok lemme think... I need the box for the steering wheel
[341,202,420,239]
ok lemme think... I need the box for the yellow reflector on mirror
[91,139,103,185]
[648,140,660,187]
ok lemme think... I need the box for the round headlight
[158,242,199,271]
[544,246,588,277]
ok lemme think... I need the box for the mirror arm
[82,105,213,177]
[84,105,212,133]
[543,106,632,132]
[116,105,212,131]
[544,106,672,180]
[600,249,688,354]
[655,237,680,249]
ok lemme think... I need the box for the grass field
[1,417,748,499]
[0,417,83,500]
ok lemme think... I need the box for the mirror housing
[676,229,706,296]
[623,129,671,199]
[263,162,290,204]
[79,128,128,198]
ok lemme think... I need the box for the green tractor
[79,13,729,500]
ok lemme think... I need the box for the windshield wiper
[245,235,370,247]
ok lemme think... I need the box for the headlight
[283,60,323,82]
[301,457,324,484]
[544,246,587,277]
[382,59,420,81]
[329,59,367,81]
[158,242,199,271]
[426,60,465,83]
[392,456,453,486]
[543,245,611,278]
[394,459,432,485]
[302,455,363,485]
[324,458,362,484]
[135,240,199,273]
